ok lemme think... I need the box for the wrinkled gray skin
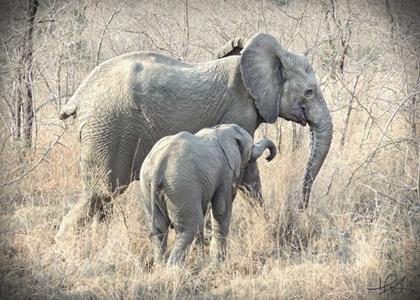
[56,33,333,242]
[140,124,276,265]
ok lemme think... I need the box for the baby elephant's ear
[215,128,244,179]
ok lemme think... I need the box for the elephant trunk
[301,102,333,208]
[251,139,277,162]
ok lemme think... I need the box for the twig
[345,91,420,189]
[0,126,67,188]
[323,167,337,198]
[95,1,128,66]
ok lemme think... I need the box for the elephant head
[219,33,333,208]
[209,125,277,178]
[205,124,255,179]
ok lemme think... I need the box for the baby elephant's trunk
[251,139,277,162]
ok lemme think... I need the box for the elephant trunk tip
[251,139,277,162]
[265,151,276,162]
[299,185,311,210]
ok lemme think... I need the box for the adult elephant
[56,33,333,242]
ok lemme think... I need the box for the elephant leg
[168,229,201,266]
[237,161,263,206]
[150,204,171,264]
[210,185,233,261]
[55,191,112,243]
[168,209,204,266]
[55,150,133,243]
[140,181,169,265]
[204,184,236,232]
[150,228,169,265]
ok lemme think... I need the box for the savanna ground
[0,0,419,299]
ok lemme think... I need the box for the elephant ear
[240,33,289,124]
[214,37,247,59]
[215,125,252,179]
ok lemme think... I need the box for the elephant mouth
[294,105,308,126]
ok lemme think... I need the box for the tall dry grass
[1,110,419,299]
[1,0,419,299]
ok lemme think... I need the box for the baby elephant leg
[150,213,170,265]
[210,184,233,261]
[167,229,198,266]
[168,209,204,266]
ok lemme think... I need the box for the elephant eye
[304,88,313,97]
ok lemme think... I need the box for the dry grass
[1,0,419,299]
[1,117,419,299]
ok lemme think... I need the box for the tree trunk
[21,0,38,147]
[14,81,22,140]
[418,149,420,202]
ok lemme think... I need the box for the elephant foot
[209,237,227,262]
[54,213,91,244]
[55,192,114,244]
[55,202,93,244]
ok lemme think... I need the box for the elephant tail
[151,180,171,229]
[59,86,84,120]
[59,102,77,120]
[151,180,159,225]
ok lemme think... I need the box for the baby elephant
[139,124,276,265]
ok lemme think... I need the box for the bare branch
[0,126,67,188]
